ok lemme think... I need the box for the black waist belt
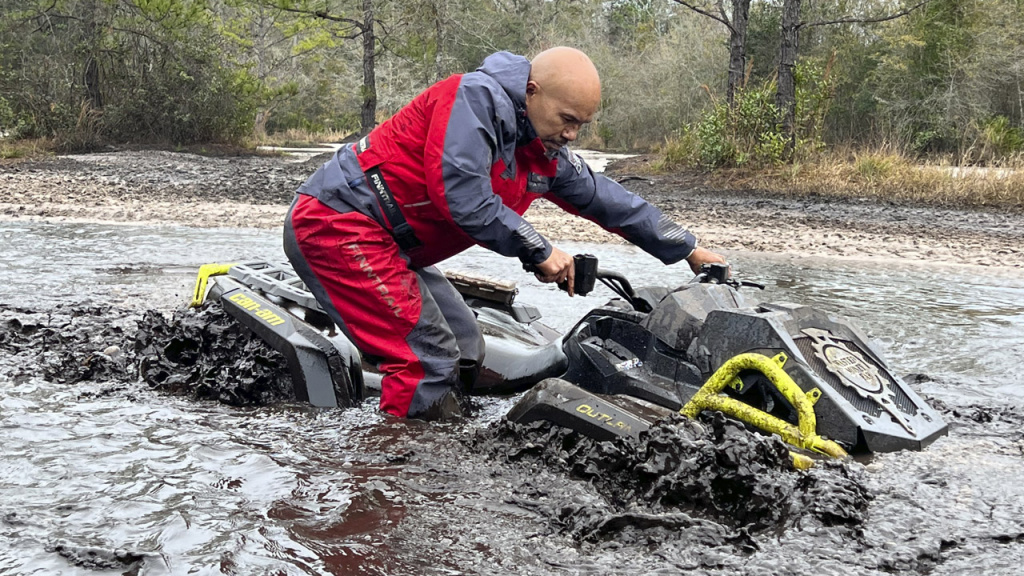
[364,166,422,252]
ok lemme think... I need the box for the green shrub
[653,127,699,171]
[672,60,834,170]
[690,80,783,169]
[980,116,1024,158]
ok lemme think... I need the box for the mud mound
[134,304,294,406]
[47,540,146,574]
[1,302,295,407]
[477,412,871,538]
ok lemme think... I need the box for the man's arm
[546,148,725,273]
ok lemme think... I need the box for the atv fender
[507,378,671,441]
[211,276,364,408]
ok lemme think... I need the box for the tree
[672,0,752,108]
[0,0,260,146]
[274,0,380,133]
[774,0,931,153]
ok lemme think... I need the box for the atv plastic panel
[561,306,703,410]
[209,275,364,408]
[506,378,673,442]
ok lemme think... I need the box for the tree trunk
[84,0,103,110]
[726,0,750,108]
[433,1,445,81]
[360,0,377,134]
[776,0,801,154]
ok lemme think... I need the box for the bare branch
[672,0,735,34]
[715,0,729,25]
[110,26,176,55]
[375,18,393,40]
[275,4,365,30]
[330,27,363,40]
[29,1,81,34]
[25,0,59,26]
[801,0,931,28]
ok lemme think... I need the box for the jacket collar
[477,52,538,146]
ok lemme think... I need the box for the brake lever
[730,279,766,291]
[696,263,764,290]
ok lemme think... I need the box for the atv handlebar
[692,263,766,291]
[523,254,645,310]
[522,254,601,296]
[524,256,763,313]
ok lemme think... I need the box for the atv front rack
[681,352,849,466]
[444,271,518,306]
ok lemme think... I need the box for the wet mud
[3,150,1024,269]
[1,302,294,406]
[3,294,1024,573]
[475,414,870,537]
[0,304,137,388]
[135,305,294,406]
[47,541,146,574]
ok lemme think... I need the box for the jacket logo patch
[527,173,548,193]
[357,135,370,154]
[569,151,583,174]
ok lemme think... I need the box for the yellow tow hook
[190,263,237,307]
[681,352,849,468]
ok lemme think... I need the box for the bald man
[285,48,727,420]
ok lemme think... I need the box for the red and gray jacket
[296,51,698,268]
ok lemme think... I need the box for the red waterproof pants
[284,194,483,419]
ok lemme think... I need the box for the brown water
[2,221,1024,575]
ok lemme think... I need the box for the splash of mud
[475,412,871,542]
[134,305,294,405]
[1,302,294,406]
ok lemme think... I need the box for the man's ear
[525,80,539,95]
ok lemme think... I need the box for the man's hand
[534,246,576,296]
[685,247,728,275]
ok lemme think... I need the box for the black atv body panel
[209,272,363,408]
[507,378,671,441]
[205,261,947,455]
[547,282,947,453]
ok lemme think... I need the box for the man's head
[525,47,601,154]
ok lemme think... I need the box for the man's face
[524,81,597,154]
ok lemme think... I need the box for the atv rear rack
[444,271,518,306]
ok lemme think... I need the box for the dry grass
[706,147,1024,210]
[247,128,353,148]
[0,137,55,160]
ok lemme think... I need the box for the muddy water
[2,221,1024,575]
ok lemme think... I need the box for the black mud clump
[913,375,1024,434]
[134,303,294,406]
[476,412,871,541]
[46,540,147,574]
[1,302,294,407]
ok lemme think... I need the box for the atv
[191,256,947,463]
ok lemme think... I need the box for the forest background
[3,0,1024,205]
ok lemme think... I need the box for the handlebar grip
[523,254,599,296]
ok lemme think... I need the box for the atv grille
[794,337,918,417]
